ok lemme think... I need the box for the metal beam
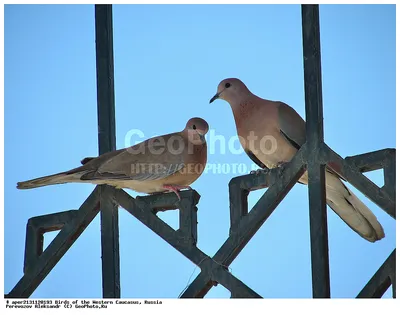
[215,148,306,266]
[116,190,206,264]
[6,4,395,300]
[215,268,262,298]
[357,250,396,298]
[180,148,306,297]
[6,189,100,298]
[323,145,395,219]
[95,4,120,298]
[301,4,330,298]
[345,149,395,173]
[179,272,214,298]
[24,210,78,274]
[115,188,267,298]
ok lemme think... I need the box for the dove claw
[162,184,192,201]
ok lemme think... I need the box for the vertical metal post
[95,4,120,298]
[301,4,331,298]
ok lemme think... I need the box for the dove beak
[209,92,220,104]
[199,134,205,142]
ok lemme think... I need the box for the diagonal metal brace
[116,190,201,251]
[180,147,307,297]
[322,144,395,219]
[345,148,396,206]
[24,210,78,274]
[115,189,261,297]
[357,249,396,298]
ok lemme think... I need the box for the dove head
[209,78,251,105]
[185,117,209,145]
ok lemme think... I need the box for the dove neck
[229,94,255,126]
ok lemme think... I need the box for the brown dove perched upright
[17,117,209,200]
[210,78,385,242]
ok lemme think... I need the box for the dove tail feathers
[325,173,385,242]
[17,172,83,190]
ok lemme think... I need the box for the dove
[210,78,384,242]
[17,117,209,200]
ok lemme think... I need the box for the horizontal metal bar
[6,188,101,298]
[345,149,395,173]
[357,249,396,298]
[24,210,78,274]
[28,210,78,233]
[229,172,271,192]
[136,190,200,213]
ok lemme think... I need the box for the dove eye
[192,125,197,130]
[225,83,231,88]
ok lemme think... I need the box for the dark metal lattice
[5,4,395,299]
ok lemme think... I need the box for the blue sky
[4,4,395,298]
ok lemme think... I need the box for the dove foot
[277,161,289,168]
[275,161,290,177]
[162,184,192,201]
[250,168,269,175]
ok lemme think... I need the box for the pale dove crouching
[17,117,209,200]
[210,78,384,242]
